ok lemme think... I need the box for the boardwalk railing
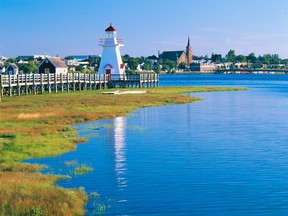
[0,73,159,100]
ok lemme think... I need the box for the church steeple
[186,36,193,68]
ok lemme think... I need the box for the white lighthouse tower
[98,23,125,79]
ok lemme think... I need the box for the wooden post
[33,74,36,95]
[67,73,70,92]
[89,74,92,91]
[93,74,96,90]
[83,74,86,90]
[8,75,12,96]
[60,73,64,92]
[40,74,44,94]
[72,73,76,91]
[98,74,101,90]
[54,73,58,93]
[24,74,28,95]
[17,74,21,96]
[48,74,51,94]
[78,73,81,91]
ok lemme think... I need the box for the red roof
[105,23,117,32]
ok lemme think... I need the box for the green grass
[0,86,248,215]
[74,164,94,175]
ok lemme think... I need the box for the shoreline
[0,86,248,215]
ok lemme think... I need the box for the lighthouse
[98,23,125,79]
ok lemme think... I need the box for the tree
[178,62,187,70]
[161,59,176,72]
[65,56,75,60]
[235,55,246,62]
[75,65,84,72]
[211,53,222,63]
[141,62,151,71]
[246,53,257,63]
[226,50,236,62]
[18,61,37,73]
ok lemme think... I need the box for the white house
[38,57,68,74]
[98,23,125,79]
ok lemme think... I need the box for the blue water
[26,74,288,215]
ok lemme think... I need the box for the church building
[159,37,193,68]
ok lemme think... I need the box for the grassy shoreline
[0,86,247,215]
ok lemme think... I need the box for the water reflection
[113,117,128,190]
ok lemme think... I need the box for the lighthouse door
[105,69,111,75]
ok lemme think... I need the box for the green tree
[64,56,75,60]
[75,65,84,72]
[211,53,222,63]
[178,62,187,70]
[235,55,246,62]
[246,53,257,63]
[226,50,236,62]
[18,61,37,73]
[161,59,176,72]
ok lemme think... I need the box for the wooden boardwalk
[0,73,159,101]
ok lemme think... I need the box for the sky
[1,0,288,58]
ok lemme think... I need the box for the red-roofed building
[98,23,125,78]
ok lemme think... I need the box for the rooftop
[105,23,117,32]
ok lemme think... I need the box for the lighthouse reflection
[113,117,128,190]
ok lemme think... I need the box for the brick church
[159,37,193,68]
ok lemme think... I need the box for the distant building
[159,51,186,65]
[190,60,216,73]
[18,55,48,61]
[159,37,193,67]
[67,55,97,61]
[5,63,19,75]
[38,57,68,74]
[147,55,158,62]
[0,56,8,62]
[18,59,29,64]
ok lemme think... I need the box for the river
[26,74,288,215]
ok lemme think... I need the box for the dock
[0,73,159,101]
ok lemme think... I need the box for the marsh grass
[0,86,247,215]
[64,160,78,167]
[74,164,94,175]
[0,171,87,215]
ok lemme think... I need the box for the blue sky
[1,0,288,58]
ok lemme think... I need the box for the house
[38,57,68,74]
[5,63,19,75]
[147,55,158,63]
